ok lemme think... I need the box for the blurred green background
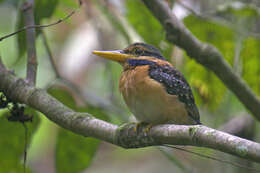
[0,0,260,172]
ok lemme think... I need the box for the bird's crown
[123,43,165,60]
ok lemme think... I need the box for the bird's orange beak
[92,50,133,62]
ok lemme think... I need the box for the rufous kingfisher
[93,43,201,125]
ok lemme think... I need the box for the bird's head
[93,43,166,68]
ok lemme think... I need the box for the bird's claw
[133,122,153,133]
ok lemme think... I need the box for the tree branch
[40,30,61,78]
[0,11,75,42]
[0,67,260,163]
[40,30,128,121]
[220,114,256,172]
[22,0,37,85]
[176,0,260,38]
[220,114,255,139]
[141,0,260,121]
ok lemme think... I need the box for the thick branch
[0,68,260,163]
[141,0,260,121]
[22,1,37,85]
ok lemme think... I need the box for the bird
[93,43,201,125]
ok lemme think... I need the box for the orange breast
[119,65,193,125]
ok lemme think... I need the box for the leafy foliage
[34,0,59,23]
[240,37,260,95]
[216,3,260,33]
[48,86,108,173]
[125,0,172,59]
[0,0,20,7]
[1,0,260,172]
[56,129,99,173]
[0,107,40,173]
[183,4,260,109]
[215,4,260,95]
[183,15,235,109]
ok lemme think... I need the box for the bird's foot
[133,122,153,133]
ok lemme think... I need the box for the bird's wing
[149,64,201,124]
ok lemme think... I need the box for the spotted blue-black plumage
[126,59,201,124]
[149,64,201,124]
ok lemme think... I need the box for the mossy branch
[0,67,259,163]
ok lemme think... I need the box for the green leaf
[216,4,260,33]
[125,0,172,59]
[240,37,260,95]
[47,85,110,121]
[56,129,100,173]
[126,0,163,45]
[47,86,76,110]
[183,11,260,111]
[183,15,235,109]
[61,0,78,8]
[34,0,59,24]
[0,107,40,173]
[48,86,109,173]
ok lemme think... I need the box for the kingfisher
[93,43,201,125]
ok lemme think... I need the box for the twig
[176,0,198,16]
[176,0,237,32]
[5,4,77,85]
[164,145,260,172]
[141,0,260,121]
[22,123,28,173]
[40,30,61,78]
[40,30,127,121]
[176,0,260,38]
[176,0,229,23]
[0,11,76,42]
[22,0,37,85]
